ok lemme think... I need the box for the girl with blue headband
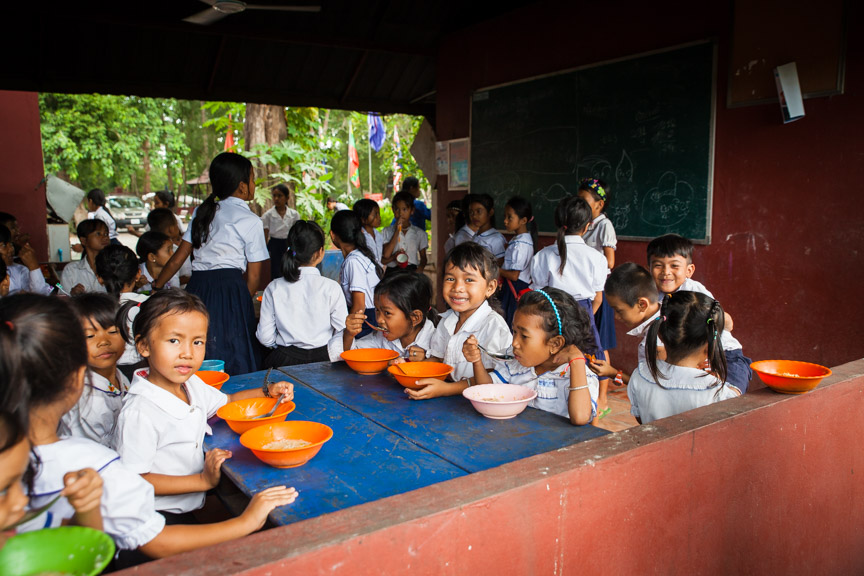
[464,287,600,425]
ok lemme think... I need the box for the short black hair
[605,263,659,306]
[69,292,120,333]
[147,208,177,234]
[647,234,694,264]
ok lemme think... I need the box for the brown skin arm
[154,240,193,289]
[245,260,263,296]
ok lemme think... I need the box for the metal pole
[367,131,372,195]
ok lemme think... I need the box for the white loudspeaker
[774,62,805,124]
[45,174,85,223]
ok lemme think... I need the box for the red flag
[224,114,235,151]
[348,122,360,188]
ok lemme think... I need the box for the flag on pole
[391,126,402,193]
[368,113,386,152]
[348,122,360,189]
[224,114,235,151]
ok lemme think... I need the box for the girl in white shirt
[261,184,300,280]
[353,198,384,264]
[629,292,741,424]
[86,188,119,245]
[154,152,269,375]
[500,196,538,326]
[136,231,181,292]
[408,242,512,400]
[61,219,110,295]
[466,193,506,264]
[381,192,428,273]
[257,220,347,367]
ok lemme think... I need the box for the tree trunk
[142,139,152,196]
[200,102,210,163]
[244,103,288,214]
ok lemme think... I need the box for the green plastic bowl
[0,526,115,576]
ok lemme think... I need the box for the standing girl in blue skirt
[330,210,383,339]
[153,152,267,375]
[500,196,538,326]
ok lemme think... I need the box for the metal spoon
[250,393,285,419]
[365,320,386,332]
[8,493,64,528]
[476,343,515,361]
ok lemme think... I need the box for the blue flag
[368,113,386,152]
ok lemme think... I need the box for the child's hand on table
[462,335,482,364]
[344,312,366,337]
[201,448,231,489]
[241,486,299,531]
[267,381,294,402]
[404,378,453,400]
[63,468,103,515]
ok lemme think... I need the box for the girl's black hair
[0,259,7,285]
[578,178,611,212]
[95,245,139,296]
[0,224,10,244]
[272,183,291,199]
[191,152,253,249]
[146,208,178,235]
[154,190,176,208]
[87,188,117,224]
[400,176,420,193]
[517,287,598,355]
[330,210,383,278]
[505,196,539,253]
[392,191,415,212]
[69,292,120,335]
[282,220,325,283]
[118,288,209,347]
[443,241,500,282]
[136,231,172,263]
[446,199,465,232]
[0,305,30,453]
[467,193,497,229]
[375,271,440,328]
[645,291,728,388]
[352,198,379,224]
[75,219,109,257]
[554,196,593,274]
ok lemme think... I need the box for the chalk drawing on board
[615,150,634,183]
[640,171,693,227]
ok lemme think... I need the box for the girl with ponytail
[500,196,538,326]
[330,209,383,338]
[256,221,348,367]
[152,152,267,375]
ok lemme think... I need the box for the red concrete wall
[433,0,864,371]
[121,360,864,575]
[0,91,47,259]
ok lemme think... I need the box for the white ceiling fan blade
[183,8,231,25]
[245,4,322,12]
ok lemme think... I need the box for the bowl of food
[751,360,832,395]
[463,383,537,419]
[196,370,230,390]
[341,348,400,375]
[240,421,334,468]
[387,362,453,389]
[0,526,115,576]
[217,397,296,434]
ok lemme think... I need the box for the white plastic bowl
[463,383,537,419]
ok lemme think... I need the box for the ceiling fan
[184,0,321,26]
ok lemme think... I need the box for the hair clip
[4,320,13,330]
[562,225,568,231]
[534,289,562,336]
[528,216,534,222]
[661,315,667,322]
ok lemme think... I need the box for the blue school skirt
[186,268,260,376]
[575,298,605,364]
[594,291,618,350]
[356,307,379,339]
[501,278,530,327]
[267,237,288,281]
[725,348,753,394]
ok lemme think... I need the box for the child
[466,193,506,263]
[116,290,295,521]
[128,190,186,237]
[450,193,478,249]
[442,200,464,256]
[530,195,610,415]
[382,191,428,273]
[408,243,512,400]
[331,209,384,339]
[147,208,192,286]
[326,197,351,212]
[154,152,268,375]
[331,271,439,361]
[463,288,599,425]
[86,188,120,245]
[402,176,431,230]
[261,184,300,280]
[588,263,663,385]
[58,293,129,447]
[257,220,348,367]
[0,212,29,255]
[647,234,752,392]
[500,196,538,325]
[3,294,297,566]
[137,231,181,292]
[629,292,741,424]
[353,198,384,264]
[61,219,110,295]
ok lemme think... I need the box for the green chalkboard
[470,41,716,242]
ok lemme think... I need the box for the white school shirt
[115,370,228,514]
[490,357,599,421]
[18,437,165,550]
[59,368,130,448]
[429,300,513,381]
[627,311,663,365]
[503,232,534,284]
[89,206,118,240]
[451,225,476,248]
[257,267,348,349]
[60,258,107,294]
[118,292,148,366]
[672,279,743,351]
[340,249,380,309]
[328,318,436,362]
[530,236,607,301]
[7,263,51,295]
[628,360,741,424]
[138,262,181,293]
[362,228,384,264]
[583,213,617,257]
[380,225,428,267]
[182,196,269,272]
[471,228,507,259]
[261,206,299,240]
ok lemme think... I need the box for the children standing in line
[331,209,384,339]
[647,234,752,392]
[257,221,348,367]
[629,292,741,424]
[407,243,512,399]
[353,198,384,264]
[500,196,538,326]
[154,152,268,375]
[382,192,428,273]
[261,184,300,281]
[466,193,506,264]
[61,220,110,295]
[86,188,120,245]
[463,288,599,425]
[136,231,181,292]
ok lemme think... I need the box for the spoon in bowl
[250,393,285,420]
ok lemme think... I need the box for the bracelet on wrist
[568,384,589,391]
[261,383,272,398]
[568,357,586,366]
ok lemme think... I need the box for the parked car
[107,195,148,229]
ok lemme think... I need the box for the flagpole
[367,132,372,195]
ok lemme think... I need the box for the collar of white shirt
[591,214,608,227]
[128,370,207,420]
[627,311,661,338]
[88,369,128,396]
[564,235,587,247]
[442,300,493,334]
[299,266,321,277]
[474,228,498,238]
[639,359,722,391]
[219,196,250,210]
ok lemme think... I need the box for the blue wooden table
[205,362,609,526]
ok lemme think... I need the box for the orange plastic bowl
[240,421,333,468]
[387,362,453,389]
[196,370,230,390]
[751,360,832,395]
[217,398,296,434]
[340,348,400,375]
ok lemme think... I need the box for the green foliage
[201,101,245,151]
